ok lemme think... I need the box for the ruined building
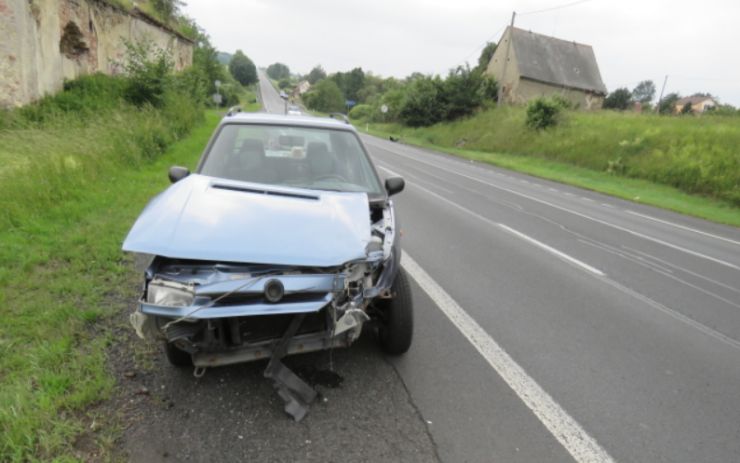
[0,0,194,107]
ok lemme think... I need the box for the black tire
[378,268,414,355]
[164,341,193,367]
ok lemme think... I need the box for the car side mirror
[385,177,405,196]
[168,166,190,183]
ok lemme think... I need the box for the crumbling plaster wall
[0,0,193,107]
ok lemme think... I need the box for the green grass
[360,107,740,227]
[241,85,261,112]
[0,101,225,460]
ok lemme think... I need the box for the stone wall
[0,0,193,108]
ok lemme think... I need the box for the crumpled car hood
[122,174,372,267]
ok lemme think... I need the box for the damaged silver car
[122,112,412,420]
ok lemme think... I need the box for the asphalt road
[256,72,740,463]
[117,72,739,463]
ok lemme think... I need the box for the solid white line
[367,141,740,271]
[377,165,402,178]
[499,224,606,277]
[407,181,605,277]
[401,251,615,463]
[625,210,740,246]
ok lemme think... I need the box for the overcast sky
[182,0,740,105]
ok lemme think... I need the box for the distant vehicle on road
[287,105,302,116]
[122,112,411,421]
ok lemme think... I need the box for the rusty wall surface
[0,0,193,107]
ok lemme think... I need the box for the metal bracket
[263,314,317,421]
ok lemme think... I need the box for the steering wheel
[315,174,348,183]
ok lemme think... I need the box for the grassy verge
[0,102,225,460]
[361,119,740,228]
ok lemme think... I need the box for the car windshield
[200,123,383,195]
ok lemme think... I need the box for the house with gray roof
[485,27,607,110]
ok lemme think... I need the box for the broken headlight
[146,278,194,307]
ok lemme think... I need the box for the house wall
[515,79,604,110]
[485,27,521,103]
[0,0,193,108]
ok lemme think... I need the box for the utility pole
[655,75,668,113]
[497,11,516,105]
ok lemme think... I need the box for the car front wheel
[377,268,414,355]
[164,341,193,367]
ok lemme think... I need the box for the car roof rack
[226,106,242,116]
[328,113,350,124]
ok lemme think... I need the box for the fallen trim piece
[263,314,318,422]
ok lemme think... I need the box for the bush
[398,76,446,127]
[349,103,373,120]
[304,79,345,113]
[603,88,633,111]
[526,97,562,130]
[121,40,174,108]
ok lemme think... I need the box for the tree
[680,102,693,115]
[441,65,485,120]
[151,0,184,22]
[603,88,632,110]
[307,65,326,84]
[192,30,225,96]
[229,50,257,86]
[632,80,656,104]
[398,76,447,127]
[658,92,680,114]
[266,62,290,80]
[331,67,365,102]
[476,42,497,72]
[303,79,345,113]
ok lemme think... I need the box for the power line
[519,0,597,16]
[458,24,507,65]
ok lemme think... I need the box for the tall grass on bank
[365,107,740,208]
[0,73,204,460]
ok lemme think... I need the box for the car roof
[222,112,355,132]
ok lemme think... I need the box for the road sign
[214,80,221,88]
[381,104,388,114]
[212,93,222,105]
[346,100,357,108]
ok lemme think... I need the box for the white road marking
[408,181,605,277]
[581,197,594,202]
[599,276,740,351]
[601,203,615,209]
[625,210,740,246]
[499,224,606,277]
[401,251,615,463]
[377,165,402,178]
[366,140,740,271]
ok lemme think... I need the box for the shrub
[121,40,174,108]
[526,97,562,130]
[398,76,446,127]
[304,79,345,113]
[603,88,633,110]
[349,103,373,121]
